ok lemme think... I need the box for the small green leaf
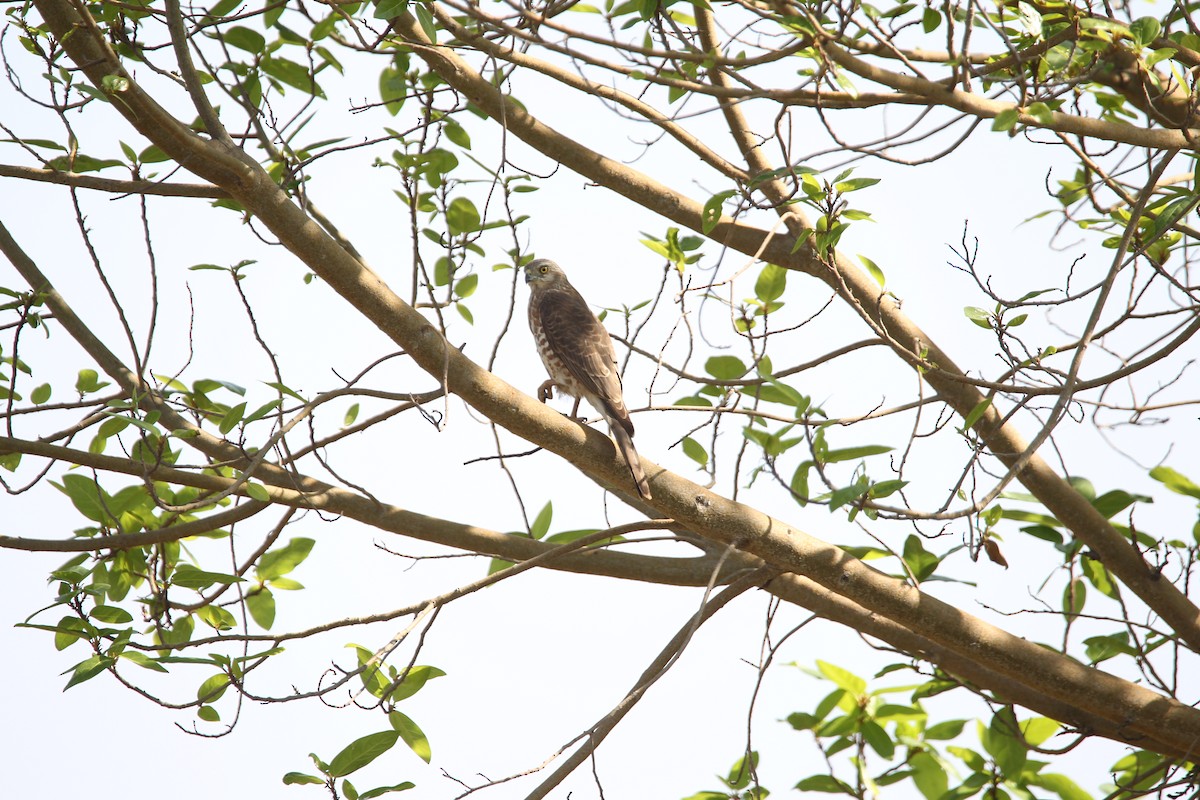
[1129,16,1161,47]
[389,711,432,762]
[245,482,271,502]
[344,403,360,426]
[31,383,51,404]
[816,660,865,694]
[454,273,478,298]
[705,355,747,380]
[258,538,316,581]
[961,397,993,431]
[388,665,446,702]
[444,120,471,149]
[702,190,736,234]
[198,705,221,722]
[530,502,553,539]
[120,651,169,672]
[173,564,244,590]
[261,57,326,97]
[247,587,277,629]
[859,254,885,287]
[682,436,708,466]
[754,263,787,303]
[992,108,1020,131]
[197,672,231,703]
[359,782,416,798]
[1150,465,1200,499]
[922,7,941,32]
[963,306,992,328]
[90,605,133,623]
[63,654,114,689]
[223,25,266,53]
[327,730,401,777]
[282,773,325,786]
[446,197,481,235]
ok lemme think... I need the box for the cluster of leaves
[782,660,1162,800]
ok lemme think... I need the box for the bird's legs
[536,381,586,422]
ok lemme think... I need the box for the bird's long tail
[610,422,652,500]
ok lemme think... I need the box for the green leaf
[258,538,316,580]
[120,651,169,672]
[344,403,360,426]
[705,355,747,380]
[454,273,478,298]
[795,774,854,793]
[446,197,481,235]
[859,254,885,287]
[816,660,865,694]
[245,482,271,502]
[76,368,108,394]
[910,751,948,800]
[247,587,276,629]
[31,383,51,404]
[682,436,708,466]
[956,397,994,435]
[820,444,892,464]
[282,773,325,786]
[197,672,231,702]
[63,654,114,689]
[327,730,401,777]
[702,190,735,234]
[261,57,326,97]
[834,177,880,193]
[981,709,1027,776]
[388,665,446,702]
[1129,16,1161,47]
[197,705,220,722]
[921,7,941,32]
[389,711,432,762]
[902,535,940,581]
[413,2,437,42]
[925,719,966,740]
[529,501,553,539]
[963,306,992,328]
[1150,465,1200,499]
[444,120,471,149]
[223,25,266,53]
[197,604,237,631]
[1026,101,1054,125]
[359,782,416,798]
[992,108,1020,132]
[861,719,895,758]
[379,65,407,115]
[219,401,247,434]
[1062,577,1086,616]
[1020,717,1060,747]
[755,263,787,303]
[173,564,245,590]
[55,474,114,523]
[90,605,133,623]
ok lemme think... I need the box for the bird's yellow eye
[539,265,548,274]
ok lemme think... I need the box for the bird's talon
[537,380,556,403]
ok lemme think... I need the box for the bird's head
[523,258,567,287]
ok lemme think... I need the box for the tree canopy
[2,0,1200,797]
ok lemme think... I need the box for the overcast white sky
[2,5,1198,798]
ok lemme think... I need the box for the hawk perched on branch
[524,258,652,500]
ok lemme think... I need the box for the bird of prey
[524,258,652,500]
